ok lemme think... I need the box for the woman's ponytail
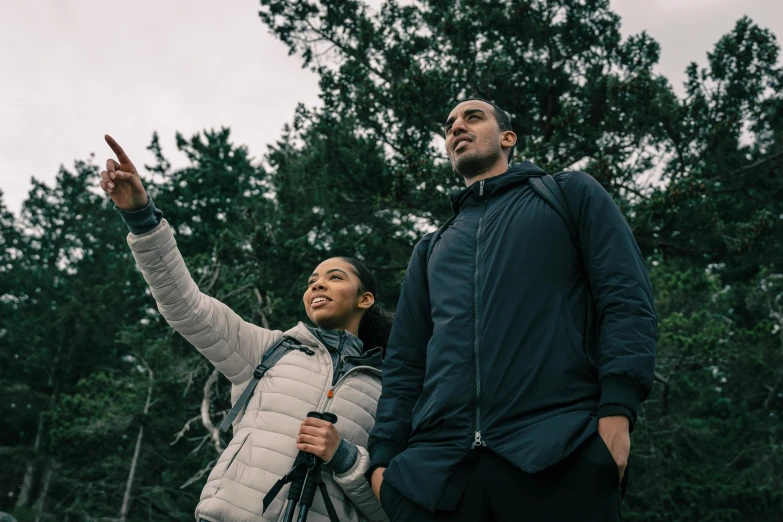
[357,304,394,353]
[339,257,395,353]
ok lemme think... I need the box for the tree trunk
[17,387,58,510]
[119,362,154,522]
[202,368,224,454]
[15,411,44,508]
[32,459,56,522]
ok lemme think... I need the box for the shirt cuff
[114,196,163,235]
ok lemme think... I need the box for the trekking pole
[282,451,309,522]
[296,411,338,522]
[263,411,339,522]
[263,448,309,520]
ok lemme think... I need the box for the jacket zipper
[334,354,346,387]
[333,331,347,386]
[313,332,382,412]
[321,364,380,412]
[472,180,487,449]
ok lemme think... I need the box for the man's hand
[296,417,342,462]
[598,415,630,482]
[371,467,386,501]
[100,135,148,211]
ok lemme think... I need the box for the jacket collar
[302,324,364,358]
[287,323,383,372]
[449,161,547,214]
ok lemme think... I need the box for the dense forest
[1,1,782,520]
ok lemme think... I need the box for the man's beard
[451,142,502,180]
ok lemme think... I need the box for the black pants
[380,433,623,522]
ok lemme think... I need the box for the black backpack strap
[527,175,580,250]
[426,214,457,265]
[529,174,598,362]
[218,336,299,432]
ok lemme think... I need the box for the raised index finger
[104,134,133,164]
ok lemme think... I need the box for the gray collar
[304,325,364,358]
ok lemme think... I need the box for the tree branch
[218,284,254,302]
[298,13,392,85]
[179,459,217,490]
[119,358,154,522]
[254,287,271,329]
[612,181,650,200]
[170,415,202,446]
[715,149,783,182]
[365,264,408,272]
[201,368,224,454]
[205,262,221,294]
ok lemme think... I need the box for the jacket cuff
[324,438,359,475]
[364,440,404,484]
[598,375,645,431]
[115,196,163,235]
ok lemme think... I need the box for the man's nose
[452,118,468,135]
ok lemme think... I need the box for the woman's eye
[330,275,342,280]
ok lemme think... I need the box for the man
[366,99,657,521]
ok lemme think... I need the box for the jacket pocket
[222,432,251,479]
[379,478,401,520]
[592,433,620,489]
[410,381,440,436]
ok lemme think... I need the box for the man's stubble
[451,138,504,182]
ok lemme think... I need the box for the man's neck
[462,160,510,187]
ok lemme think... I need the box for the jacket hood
[449,161,547,214]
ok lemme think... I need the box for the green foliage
[1,1,781,520]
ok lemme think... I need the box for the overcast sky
[1,0,781,216]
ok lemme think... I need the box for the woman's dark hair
[339,257,394,353]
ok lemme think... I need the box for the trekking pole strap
[317,477,340,522]
[295,465,340,522]
[263,460,308,513]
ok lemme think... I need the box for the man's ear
[358,292,375,310]
[502,130,517,150]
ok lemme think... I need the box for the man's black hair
[455,97,516,163]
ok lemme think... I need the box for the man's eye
[469,114,479,120]
[307,280,315,286]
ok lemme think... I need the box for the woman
[100,135,391,522]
